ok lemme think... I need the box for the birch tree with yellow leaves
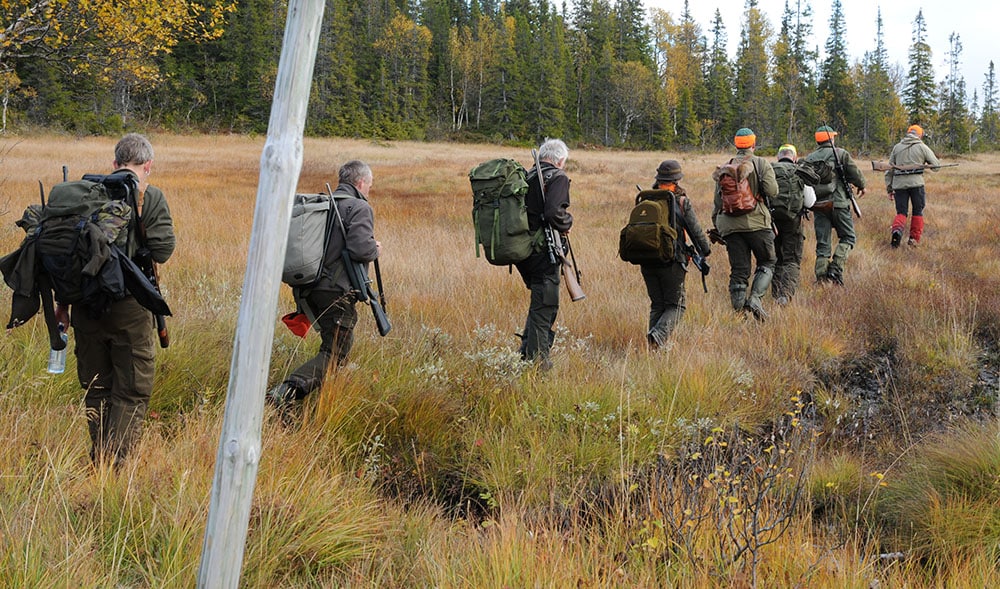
[1,0,234,125]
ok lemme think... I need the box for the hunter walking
[711,128,778,321]
[637,160,711,347]
[57,133,176,465]
[268,160,381,406]
[516,139,574,368]
[769,144,814,304]
[803,126,866,285]
[886,124,940,247]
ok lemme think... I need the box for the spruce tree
[980,62,1000,148]
[734,0,772,142]
[771,0,816,143]
[309,0,367,135]
[613,0,651,67]
[855,10,898,152]
[902,9,936,126]
[704,9,735,148]
[816,0,852,137]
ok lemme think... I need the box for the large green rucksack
[618,189,678,264]
[470,158,534,266]
[770,161,806,222]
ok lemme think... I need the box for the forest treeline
[3,0,998,153]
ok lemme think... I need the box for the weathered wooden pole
[196,0,325,585]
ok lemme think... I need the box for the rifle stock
[145,260,170,347]
[559,234,585,302]
[341,251,392,336]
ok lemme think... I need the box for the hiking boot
[907,238,918,247]
[743,300,768,321]
[890,229,902,248]
[825,270,844,286]
[266,382,298,408]
[775,295,790,306]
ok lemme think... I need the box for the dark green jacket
[803,143,865,209]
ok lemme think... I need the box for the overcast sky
[643,0,993,96]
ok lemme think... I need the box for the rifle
[531,149,585,302]
[686,244,710,293]
[871,161,959,172]
[826,130,862,218]
[326,183,391,336]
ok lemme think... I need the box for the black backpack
[35,173,137,318]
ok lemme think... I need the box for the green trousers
[813,206,855,279]
[73,296,156,465]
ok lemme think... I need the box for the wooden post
[196,0,325,586]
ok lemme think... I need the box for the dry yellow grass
[1,134,999,587]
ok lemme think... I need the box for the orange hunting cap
[907,124,924,138]
[815,125,838,143]
[734,127,756,149]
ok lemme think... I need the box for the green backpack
[470,158,534,265]
[770,161,805,222]
[618,189,678,264]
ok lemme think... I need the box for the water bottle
[47,325,68,374]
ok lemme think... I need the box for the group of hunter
[264,128,940,406]
[16,127,940,457]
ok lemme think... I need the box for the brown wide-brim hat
[655,159,683,183]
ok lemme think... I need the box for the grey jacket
[310,182,379,294]
[885,135,941,191]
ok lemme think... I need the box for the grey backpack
[282,193,334,287]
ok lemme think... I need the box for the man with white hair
[515,139,574,369]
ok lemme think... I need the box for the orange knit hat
[734,127,756,149]
[815,126,838,143]
[907,124,924,138]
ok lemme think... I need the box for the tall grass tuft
[875,421,1000,570]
